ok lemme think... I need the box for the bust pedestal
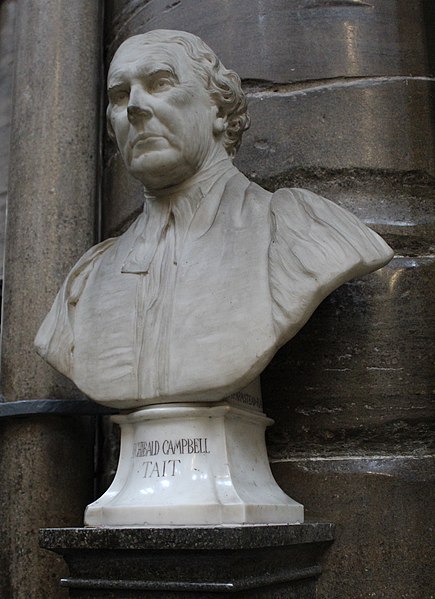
[85,400,303,527]
[39,523,335,598]
[43,388,331,596]
[41,399,333,597]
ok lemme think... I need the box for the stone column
[102,1,434,597]
[0,0,16,280]
[0,1,102,597]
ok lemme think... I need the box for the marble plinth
[39,523,335,598]
[85,402,303,527]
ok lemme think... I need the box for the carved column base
[40,523,334,598]
[85,402,303,526]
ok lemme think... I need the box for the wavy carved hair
[108,29,250,157]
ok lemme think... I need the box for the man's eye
[150,77,173,92]
[112,90,129,104]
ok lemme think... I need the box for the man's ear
[213,116,227,136]
[211,103,227,137]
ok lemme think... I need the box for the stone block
[236,79,435,179]
[40,523,334,598]
[105,0,433,80]
[264,256,435,458]
[272,456,435,598]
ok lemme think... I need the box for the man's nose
[127,88,153,123]
[127,103,152,123]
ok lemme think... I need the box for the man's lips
[130,134,165,148]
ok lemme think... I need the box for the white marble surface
[34,33,393,408]
[85,401,303,527]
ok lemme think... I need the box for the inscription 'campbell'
[133,437,210,458]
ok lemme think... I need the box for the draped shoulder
[268,187,394,345]
[34,238,117,378]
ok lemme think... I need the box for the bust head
[106,30,250,191]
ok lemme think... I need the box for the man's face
[107,38,223,190]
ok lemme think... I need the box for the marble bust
[35,29,393,410]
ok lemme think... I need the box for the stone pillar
[102,1,434,597]
[0,0,16,282]
[0,1,102,597]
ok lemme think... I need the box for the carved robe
[35,165,393,408]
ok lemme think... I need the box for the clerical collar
[121,158,238,274]
[143,157,237,205]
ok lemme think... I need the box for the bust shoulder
[34,237,117,376]
[268,187,394,345]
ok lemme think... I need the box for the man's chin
[126,152,194,190]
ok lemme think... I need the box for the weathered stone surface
[264,257,435,458]
[0,1,102,597]
[40,523,334,598]
[105,0,434,81]
[237,79,435,179]
[271,456,435,599]
[0,0,16,280]
[2,0,102,401]
[0,416,94,599]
